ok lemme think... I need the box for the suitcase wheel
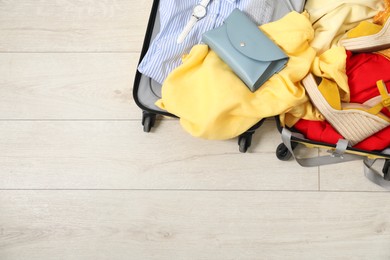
[238,135,252,153]
[142,111,156,133]
[383,159,390,181]
[276,143,292,161]
[276,142,298,161]
[238,120,265,153]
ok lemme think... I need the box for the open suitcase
[133,0,305,153]
[133,1,390,188]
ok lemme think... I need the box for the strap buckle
[328,139,350,159]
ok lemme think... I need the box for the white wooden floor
[0,1,389,259]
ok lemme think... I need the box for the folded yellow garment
[156,12,323,140]
[311,46,350,103]
[305,0,384,54]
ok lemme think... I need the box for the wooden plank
[0,0,153,52]
[0,53,142,119]
[320,160,388,192]
[0,120,319,190]
[1,190,390,259]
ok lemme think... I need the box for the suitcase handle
[281,128,390,190]
[281,128,361,167]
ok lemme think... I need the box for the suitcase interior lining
[136,5,166,113]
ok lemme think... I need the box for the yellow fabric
[346,21,383,38]
[311,46,350,103]
[304,0,384,54]
[156,12,323,140]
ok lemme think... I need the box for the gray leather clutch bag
[202,9,289,92]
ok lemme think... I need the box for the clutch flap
[225,9,287,62]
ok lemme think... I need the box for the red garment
[294,51,390,151]
[346,51,390,117]
[294,120,390,151]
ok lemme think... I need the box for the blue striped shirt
[138,0,275,84]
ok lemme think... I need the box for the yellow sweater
[156,12,323,140]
